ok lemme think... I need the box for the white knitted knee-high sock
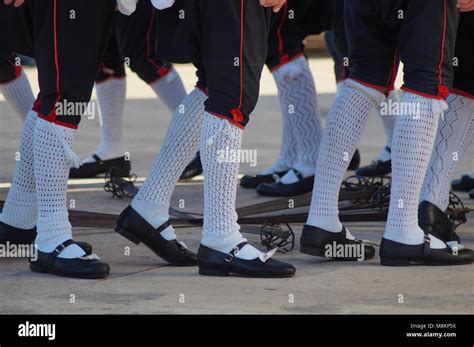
[335,82,345,99]
[306,79,385,232]
[0,111,37,229]
[384,92,448,247]
[377,90,399,161]
[271,56,323,184]
[84,78,127,163]
[131,88,207,240]
[0,71,35,121]
[33,118,84,258]
[420,94,474,211]
[150,68,187,112]
[262,60,305,174]
[200,113,263,259]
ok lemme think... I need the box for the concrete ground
[0,57,473,314]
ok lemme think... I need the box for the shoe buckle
[424,234,431,243]
[423,234,431,257]
[54,244,67,254]
[225,247,240,263]
[272,173,281,184]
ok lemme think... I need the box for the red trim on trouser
[276,2,289,66]
[32,100,79,130]
[147,67,172,85]
[337,60,346,82]
[95,75,126,85]
[436,0,449,98]
[450,89,474,100]
[386,49,399,95]
[4,54,22,84]
[195,84,209,96]
[347,78,388,94]
[400,87,445,100]
[0,67,22,85]
[270,52,305,73]
[35,109,78,129]
[96,63,127,84]
[37,0,62,125]
[51,0,61,121]
[208,111,245,129]
[146,7,171,81]
[227,0,245,125]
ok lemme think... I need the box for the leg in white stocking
[0,111,37,229]
[131,88,207,240]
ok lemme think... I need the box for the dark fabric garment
[158,0,272,128]
[265,0,333,71]
[345,0,460,99]
[19,0,116,128]
[452,11,474,98]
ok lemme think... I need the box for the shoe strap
[423,234,431,257]
[46,239,77,266]
[151,221,171,238]
[92,154,104,165]
[293,170,304,181]
[224,242,248,265]
[272,173,281,184]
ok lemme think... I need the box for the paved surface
[0,57,473,314]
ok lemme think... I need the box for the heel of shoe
[380,258,411,266]
[29,263,45,273]
[199,267,229,277]
[115,226,141,245]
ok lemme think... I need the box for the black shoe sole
[198,267,295,278]
[30,263,109,279]
[380,258,473,266]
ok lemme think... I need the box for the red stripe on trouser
[276,2,289,65]
[51,0,61,122]
[146,8,170,80]
[35,0,61,124]
[386,49,399,95]
[450,89,474,100]
[229,0,245,124]
[437,0,448,98]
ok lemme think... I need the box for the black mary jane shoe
[115,206,197,266]
[348,149,361,171]
[0,222,37,245]
[300,224,375,261]
[379,235,474,266]
[418,201,460,244]
[451,174,474,192]
[198,242,295,278]
[29,240,110,279]
[69,154,131,179]
[0,222,93,255]
[180,152,203,180]
[256,170,314,197]
[240,170,288,189]
[355,160,392,177]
